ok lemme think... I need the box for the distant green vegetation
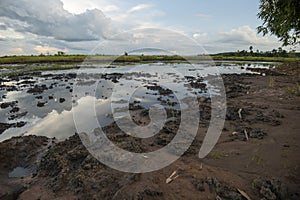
[0,55,86,64]
[0,55,299,65]
[210,56,299,62]
[213,46,299,57]
[211,46,300,62]
[0,48,299,65]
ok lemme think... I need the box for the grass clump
[287,83,300,96]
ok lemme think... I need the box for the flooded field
[0,62,276,141]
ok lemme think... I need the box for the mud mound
[0,135,49,176]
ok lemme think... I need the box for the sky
[0,0,298,56]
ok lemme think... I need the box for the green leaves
[257,0,300,46]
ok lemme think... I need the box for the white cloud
[218,26,276,45]
[192,26,287,53]
[61,0,119,14]
[215,26,284,52]
[9,47,24,54]
[110,5,164,31]
[0,27,24,39]
[33,45,69,54]
[193,33,208,40]
[127,4,152,13]
[102,5,120,12]
[195,13,212,19]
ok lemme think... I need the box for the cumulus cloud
[217,26,273,45]
[0,0,116,42]
[61,0,120,14]
[192,26,284,53]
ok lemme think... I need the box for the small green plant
[287,83,300,96]
[251,148,265,167]
[209,150,224,159]
[251,154,264,166]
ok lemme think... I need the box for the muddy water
[0,62,277,141]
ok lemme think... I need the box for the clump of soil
[192,177,249,200]
[253,177,299,200]
[0,135,50,175]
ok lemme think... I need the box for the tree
[57,51,65,56]
[257,0,300,46]
[249,46,253,54]
[272,49,278,56]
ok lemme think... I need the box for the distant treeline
[213,47,299,58]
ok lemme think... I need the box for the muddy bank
[0,63,299,199]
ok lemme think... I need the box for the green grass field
[0,55,299,65]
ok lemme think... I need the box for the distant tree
[249,46,254,55]
[241,50,247,56]
[124,52,128,56]
[257,0,300,46]
[57,51,65,56]
[288,49,296,57]
[271,49,278,56]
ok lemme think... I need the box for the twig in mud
[244,129,249,141]
[232,131,238,135]
[166,171,179,184]
[237,188,251,200]
[238,108,243,120]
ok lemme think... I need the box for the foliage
[213,47,299,58]
[287,83,300,96]
[257,0,300,46]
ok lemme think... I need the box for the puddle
[0,62,277,141]
[8,166,32,178]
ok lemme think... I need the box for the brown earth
[0,62,299,200]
